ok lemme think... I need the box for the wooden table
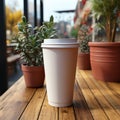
[0,70,120,120]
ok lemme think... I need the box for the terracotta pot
[42,39,79,107]
[21,65,45,87]
[77,53,91,70]
[89,42,120,82]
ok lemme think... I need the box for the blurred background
[4,0,78,88]
[5,0,78,40]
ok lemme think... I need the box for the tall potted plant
[89,0,120,82]
[77,23,92,70]
[15,16,56,87]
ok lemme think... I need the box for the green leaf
[22,16,27,23]
[50,15,54,22]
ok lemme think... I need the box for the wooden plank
[0,77,36,120]
[38,95,58,120]
[59,105,75,120]
[0,77,24,105]
[107,82,120,95]
[86,71,120,116]
[76,70,108,120]
[80,70,120,120]
[73,81,93,120]
[20,87,46,120]
[1,70,120,120]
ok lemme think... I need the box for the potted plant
[41,18,79,107]
[73,0,92,70]
[77,23,92,70]
[15,16,56,87]
[89,0,120,82]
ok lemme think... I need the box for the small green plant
[78,24,92,53]
[15,15,56,66]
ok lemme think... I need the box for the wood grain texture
[76,70,108,120]
[20,88,46,120]
[59,106,75,120]
[73,81,93,120]
[0,69,120,120]
[0,77,36,120]
[80,70,120,120]
[38,95,58,120]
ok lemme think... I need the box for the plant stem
[111,16,117,42]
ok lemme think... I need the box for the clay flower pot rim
[89,42,120,47]
[21,64,44,72]
[22,64,44,68]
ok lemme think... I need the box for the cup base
[48,101,73,107]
